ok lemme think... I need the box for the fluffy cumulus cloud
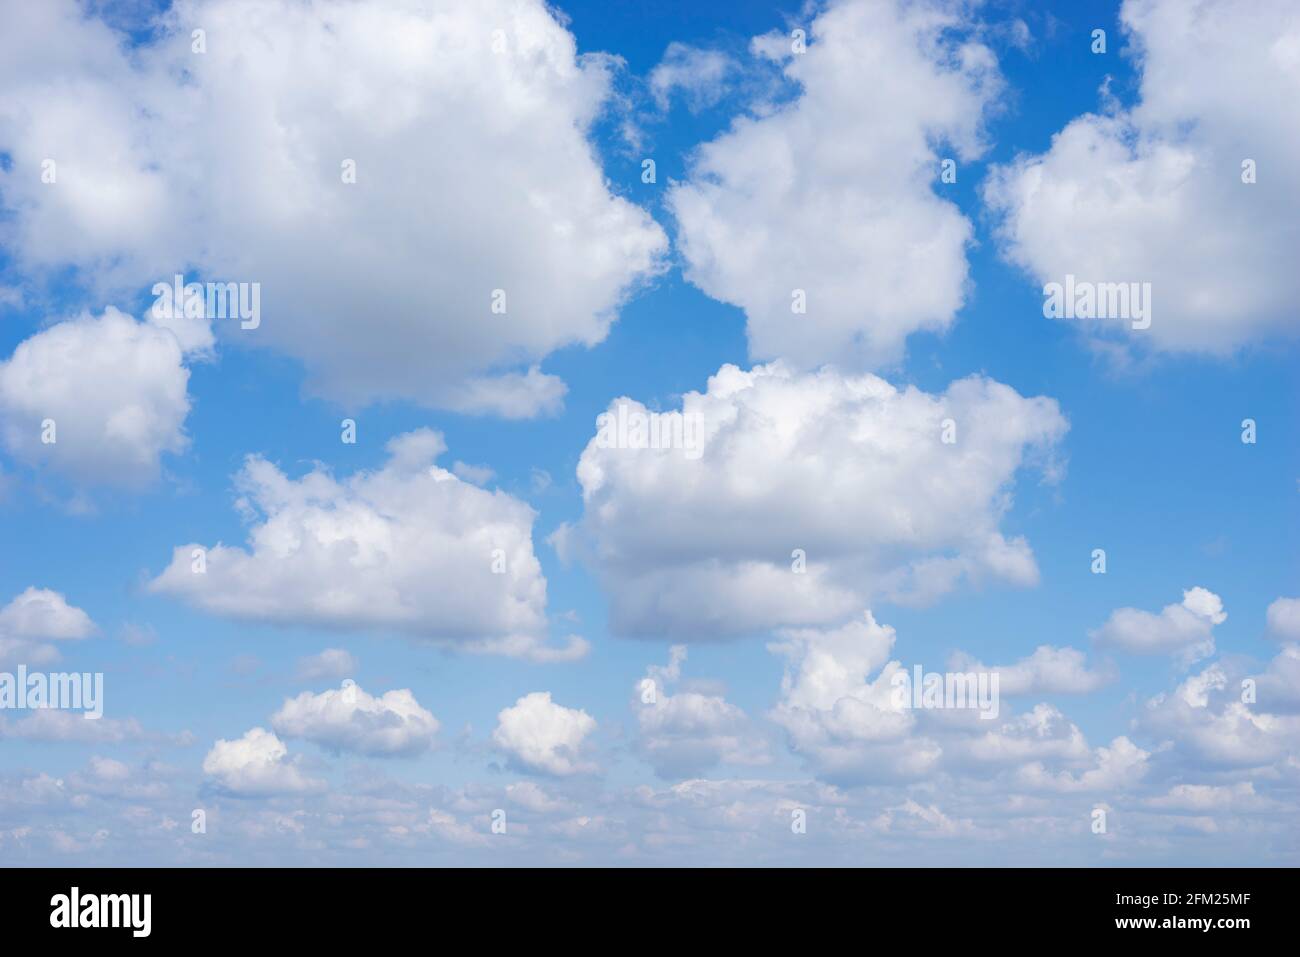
[8,627,1300,864]
[769,612,934,783]
[950,703,1091,769]
[1254,645,1300,713]
[1014,734,1150,793]
[492,692,596,777]
[983,0,1300,354]
[0,0,666,417]
[767,610,1156,792]
[150,429,583,661]
[559,363,1066,638]
[271,682,439,757]
[668,0,1001,370]
[634,646,768,779]
[1138,651,1300,770]
[0,307,205,488]
[202,727,323,797]
[1091,586,1225,666]
[5,612,1297,868]
[949,645,1115,696]
[1265,596,1300,642]
[0,587,96,667]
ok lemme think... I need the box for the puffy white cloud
[492,692,596,777]
[7,699,1298,864]
[949,645,1115,696]
[768,610,1154,793]
[0,587,96,667]
[769,613,937,783]
[668,0,1001,369]
[634,646,768,779]
[150,429,583,661]
[1266,596,1300,642]
[561,363,1066,638]
[0,587,94,642]
[1091,586,1224,665]
[0,307,201,488]
[1253,644,1300,714]
[293,649,357,683]
[649,43,736,111]
[1014,736,1150,793]
[955,704,1091,768]
[0,0,666,417]
[1139,660,1300,768]
[271,682,438,757]
[202,727,323,797]
[983,0,1300,354]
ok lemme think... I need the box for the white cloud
[150,429,582,661]
[983,0,1300,354]
[1015,736,1150,793]
[561,363,1066,637]
[0,587,96,667]
[769,612,936,783]
[493,692,596,777]
[63,756,170,802]
[872,799,990,839]
[451,462,495,487]
[1140,659,1300,769]
[202,727,323,797]
[949,645,1114,696]
[1144,782,1270,813]
[423,809,489,847]
[649,43,736,111]
[0,711,149,744]
[956,704,1091,767]
[1253,644,1300,713]
[505,781,570,814]
[88,756,130,783]
[1091,586,1225,666]
[668,0,1001,369]
[0,0,666,417]
[1265,596,1300,642]
[768,611,1153,792]
[634,646,768,779]
[293,649,357,683]
[271,682,438,757]
[0,587,94,641]
[0,307,202,488]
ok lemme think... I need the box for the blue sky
[0,0,1296,865]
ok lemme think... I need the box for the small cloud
[649,42,736,112]
[293,648,357,683]
[451,461,495,485]
[202,727,324,797]
[493,691,596,777]
[1266,597,1300,642]
[1092,587,1225,667]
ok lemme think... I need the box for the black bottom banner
[0,866,1287,943]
